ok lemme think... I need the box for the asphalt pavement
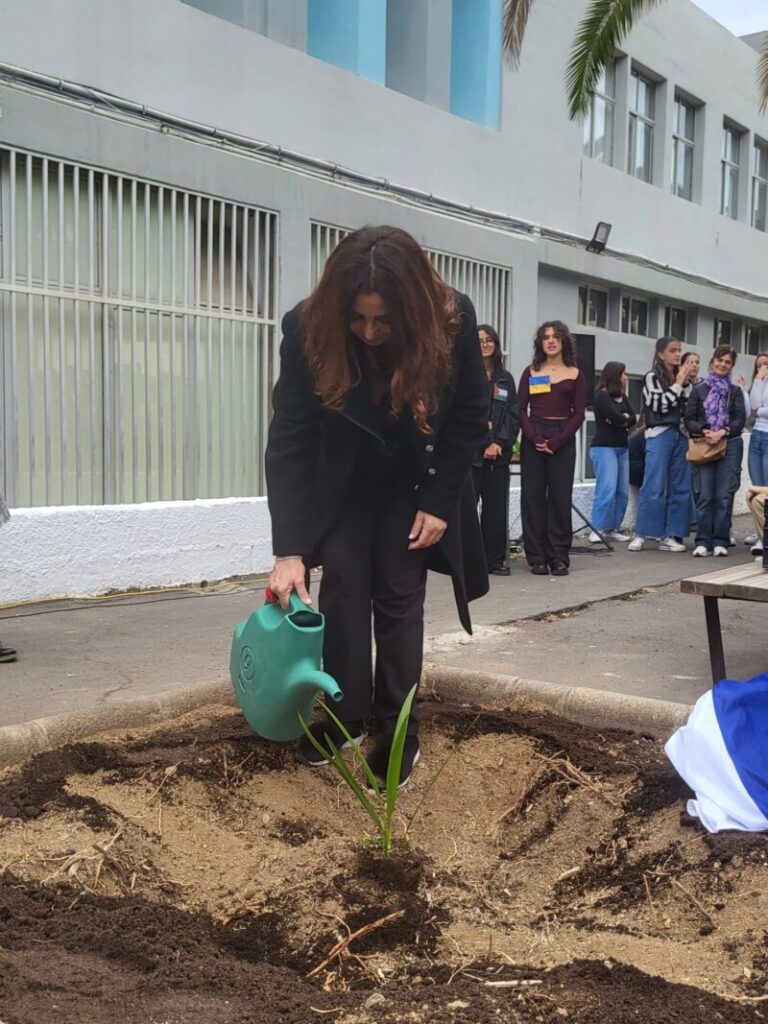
[0,515,763,728]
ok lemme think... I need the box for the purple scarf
[703,371,731,431]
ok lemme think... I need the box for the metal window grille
[309,222,511,353]
[0,147,278,507]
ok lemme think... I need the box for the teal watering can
[230,590,343,741]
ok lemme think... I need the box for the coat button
[427,468,436,476]
[425,444,435,452]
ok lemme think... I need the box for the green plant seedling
[298,683,417,855]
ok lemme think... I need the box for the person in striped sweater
[628,336,698,552]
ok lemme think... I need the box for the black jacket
[265,290,490,632]
[684,381,747,439]
[474,368,519,467]
[642,367,686,429]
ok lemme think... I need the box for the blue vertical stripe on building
[450,0,502,128]
[308,0,387,85]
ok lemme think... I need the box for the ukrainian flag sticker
[529,374,551,394]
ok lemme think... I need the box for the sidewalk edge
[0,669,691,771]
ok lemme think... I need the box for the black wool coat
[265,290,490,633]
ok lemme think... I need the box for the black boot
[0,642,17,663]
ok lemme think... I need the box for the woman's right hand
[268,557,312,610]
[675,365,690,387]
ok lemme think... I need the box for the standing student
[629,337,697,552]
[473,325,519,576]
[265,226,489,788]
[684,346,746,557]
[681,351,702,387]
[0,495,13,662]
[747,353,768,553]
[589,361,636,543]
[518,321,587,577]
[746,484,768,558]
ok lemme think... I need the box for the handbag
[686,437,726,464]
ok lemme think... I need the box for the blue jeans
[635,428,691,539]
[693,437,744,550]
[748,430,768,486]
[590,447,629,532]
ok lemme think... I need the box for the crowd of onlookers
[475,322,768,576]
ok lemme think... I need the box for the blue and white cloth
[665,673,768,833]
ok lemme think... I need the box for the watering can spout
[290,665,343,704]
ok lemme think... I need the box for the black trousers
[318,479,428,738]
[472,461,510,570]
[520,430,576,567]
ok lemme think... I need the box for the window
[721,125,741,219]
[621,296,649,336]
[577,285,608,328]
[745,324,763,355]
[671,98,695,200]
[627,375,644,414]
[583,64,615,164]
[752,141,768,231]
[628,71,655,183]
[664,306,687,339]
[714,318,732,345]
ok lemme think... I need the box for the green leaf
[299,713,385,843]
[324,735,385,838]
[323,702,381,799]
[566,0,665,119]
[384,684,418,837]
[502,0,535,66]
[298,712,333,763]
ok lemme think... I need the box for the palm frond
[759,37,768,112]
[566,0,665,119]
[502,0,535,66]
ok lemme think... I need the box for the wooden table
[681,562,768,684]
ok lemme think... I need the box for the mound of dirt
[0,697,766,1023]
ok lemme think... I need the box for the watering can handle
[265,589,312,615]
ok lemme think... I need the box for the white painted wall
[0,498,274,605]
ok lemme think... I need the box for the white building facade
[1,0,767,602]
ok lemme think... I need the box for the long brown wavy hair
[531,321,577,371]
[302,226,457,433]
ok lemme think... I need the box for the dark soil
[1,696,767,1023]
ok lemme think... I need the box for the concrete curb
[422,665,691,739]
[0,682,238,770]
[0,668,692,771]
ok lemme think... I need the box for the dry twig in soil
[532,751,620,809]
[307,910,405,979]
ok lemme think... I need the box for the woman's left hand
[408,511,448,550]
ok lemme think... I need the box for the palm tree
[503,0,768,117]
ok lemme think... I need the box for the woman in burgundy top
[518,321,587,575]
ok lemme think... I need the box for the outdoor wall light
[586,221,612,253]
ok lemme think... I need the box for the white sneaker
[609,531,631,542]
[745,533,758,546]
[589,530,602,544]
[658,536,686,552]
[751,541,764,556]
[627,536,645,551]
[692,545,709,557]
[713,546,729,557]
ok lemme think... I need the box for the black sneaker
[489,565,511,576]
[295,718,364,767]
[0,643,17,663]
[366,734,420,790]
[549,560,569,576]
[530,563,549,575]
